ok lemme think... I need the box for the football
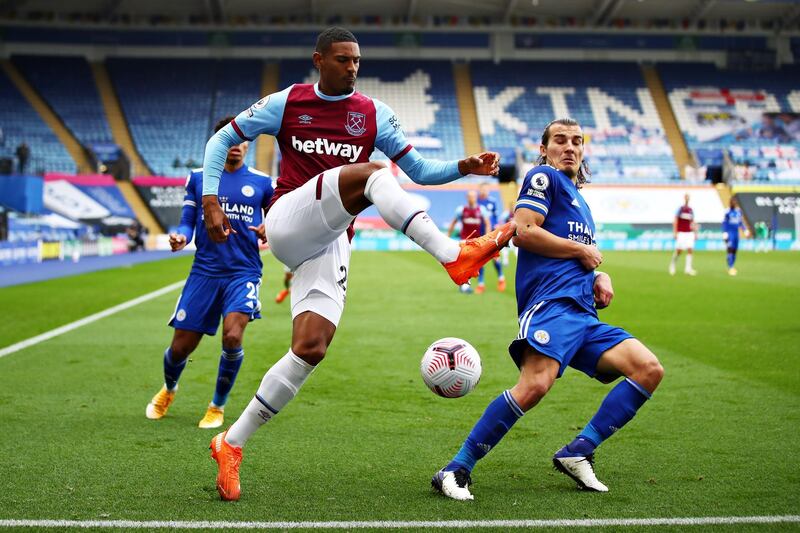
[420,337,482,398]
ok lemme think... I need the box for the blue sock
[494,259,503,278]
[727,252,736,268]
[212,347,244,407]
[446,390,524,473]
[163,348,187,391]
[478,267,485,285]
[575,378,651,452]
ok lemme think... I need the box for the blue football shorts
[727,236,740,251]
[508,298,633,379]
[168,272,262,335]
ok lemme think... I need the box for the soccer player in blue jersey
[145,116,274,429]
[433,118,664,500]
[477,183,506,292]
[722,197,748,276]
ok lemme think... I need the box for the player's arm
[201,87,291,242]
[513,208,602,270]
[372,98,498,186]
[673,213,679,238]
[593,271,614,309]
[447,207,461,238]
[171,173,197,252]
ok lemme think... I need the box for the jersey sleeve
[230,86,293,141]
[177,172,198,242]
[516,166,556,218]
[373,98,412,162]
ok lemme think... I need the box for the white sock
[670,251,677,268]
[685,253,693,271]
[364,167,459,263]
[225,350,315,448]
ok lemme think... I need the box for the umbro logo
[299,114,313,124]
[571,198,580,207]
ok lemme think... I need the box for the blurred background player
[477,183,507,292]
[145,116,274,429]
[433,118,664,501]
[669,193,697,276]
[722,197,748,275]
[201,27,513,501]
[448,190,491,293]
[275,265,293,303]
[754,220,771,253]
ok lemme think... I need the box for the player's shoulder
[243,166,271,179]
[522,165,560,191]
[186,168,203,186]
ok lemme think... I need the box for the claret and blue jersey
[514,165,597,317]
[178,165,274,277]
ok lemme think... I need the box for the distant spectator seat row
[470,61,679,182]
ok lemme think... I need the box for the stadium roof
[5,0,800,30]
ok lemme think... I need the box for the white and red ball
[420,337,482,398]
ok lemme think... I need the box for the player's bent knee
[512,379,553,411]
[222,331,244,350]
[291,339,328,366]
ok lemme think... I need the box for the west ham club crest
[345,111,366,136]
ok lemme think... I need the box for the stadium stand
[0,66,75,174]
[470,61,680,182]
[105,58,259,176]
[281,59,465,163]
[659,62,800,182]
[12,55,113,147]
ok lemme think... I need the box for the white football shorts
[265,166,353,327]
[675,231,696,250]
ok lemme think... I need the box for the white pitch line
[0,280,185,359]
[0,516,798,529]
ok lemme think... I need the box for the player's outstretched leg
[554,339,663,492]
[335,162,515,286]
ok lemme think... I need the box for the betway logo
[291,136,364,163]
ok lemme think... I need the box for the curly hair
[536,117,592,187]
[213,116,236,134]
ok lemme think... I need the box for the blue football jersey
[514,165,596,316]
[722,207,744,236]
[180,165,274,277]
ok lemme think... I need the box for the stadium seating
[659,62,800,181]
[106,58,260,176]
[470,61,679,182]
[12,55,113,147]
[0,67,75,174]
[280,60,465,163]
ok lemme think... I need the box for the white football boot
[432,468,474,501]
[553,447,609,492]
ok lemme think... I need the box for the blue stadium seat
[470,61,680,183]
[659,62,800,182]
[106,58,261,176]
[12,55,113,148]
[0,67,75,174]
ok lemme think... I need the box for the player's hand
[202,195,236,243]
[248,223,267,244]
[722,232,729,242]
[458,152,500,176]
[593,271,614,309]
[578,244,603,270]
[168,233,187,252]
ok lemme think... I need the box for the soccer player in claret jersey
[722,197,749,275]
[432,118,664,501]
[448,190,491,293]
[145,116,274,429]
[669,193,697,276]
[477,183,506,292]
[200,27,515,501]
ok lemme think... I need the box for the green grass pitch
[0,250,798,531]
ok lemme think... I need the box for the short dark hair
[315,27,358,53]
[537,117,592,187]
[214,116,236,134]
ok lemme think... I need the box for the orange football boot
[210,431,242,501]
[475,284,485,294]
[275,289,290,304]
[145,386,175,420]
[444,221,516,285]
[497,278,507,292]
